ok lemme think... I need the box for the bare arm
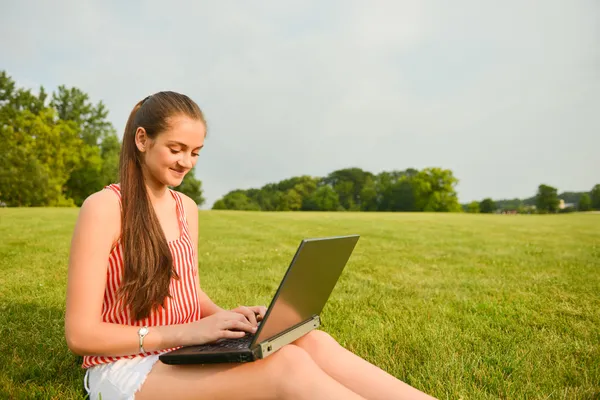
[64,191,254,357]
[183,195,223,318]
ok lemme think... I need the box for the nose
[179,153,193,169]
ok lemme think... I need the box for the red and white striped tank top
[82,183,201,369]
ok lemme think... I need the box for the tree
[0,108,80,206]
[0,72,83,206]
[278,189,303,211]
[359,176,378,211]
[303,185,340,211]
[323,168,374,211]
[0,137,53,206]
[51,86,115,146]
[591,184,600,210]
[213,191,260,210]
[375,169,418,211]
[536,184,559,213]
[52,86,119,205]
[480,198,496,214]
[212,199,227,210]
[174,167,205,206]
[412,168,461,212]
[467,201,480,213]
[578,193,592,211]
[99,134,121,185]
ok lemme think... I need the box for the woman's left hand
[231,305,267,327]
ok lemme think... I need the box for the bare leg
[294,330,437,400]
[137,344,366,400]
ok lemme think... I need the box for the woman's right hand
[183,310,257,346]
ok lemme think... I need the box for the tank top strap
[169,190,190,235]
[104,183,122,206]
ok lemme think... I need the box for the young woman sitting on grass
[64,91,436,400]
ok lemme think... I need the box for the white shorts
[84,355,161,400]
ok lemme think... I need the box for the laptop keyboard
[196,333,255,352]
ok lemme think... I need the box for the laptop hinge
[255,315,321,359]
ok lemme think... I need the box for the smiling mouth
[170,168,187,175]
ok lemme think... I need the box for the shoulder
[81,187,121,215]
[77,188,121,240]
[174,191,199,219]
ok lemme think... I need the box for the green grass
[0,209,599,399]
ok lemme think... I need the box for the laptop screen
[251,235,359,345]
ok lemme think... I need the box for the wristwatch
[138,326,149,353]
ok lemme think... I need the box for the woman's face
[140,115,206,188]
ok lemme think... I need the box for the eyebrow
[166,141,204,150]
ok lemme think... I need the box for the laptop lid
[250,235,360,347]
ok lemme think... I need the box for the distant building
[558,200,575,210]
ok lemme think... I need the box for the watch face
[139,327,149,335]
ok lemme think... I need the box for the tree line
[213,167,463,212]
[0,71,203,207]
[213,169,600,213]
[465,185,600,214]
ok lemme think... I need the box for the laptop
[159,234,360,365]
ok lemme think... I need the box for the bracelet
[138,326,149,353]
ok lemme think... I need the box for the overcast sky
[2,1,599,208]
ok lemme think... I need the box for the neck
[141,170,170,205]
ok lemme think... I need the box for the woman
[65,91,436,400]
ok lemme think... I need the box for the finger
[234,307,257,327]
[220,330,246,339]
[249,306,267,321]
[243,307,258,326]
[223,315,254,331]
[227,319,257,333]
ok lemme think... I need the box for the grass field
[0,209,599,399]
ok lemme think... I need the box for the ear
[135,127,149,152]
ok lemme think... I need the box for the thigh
[136,343,317,400]
[136,360,276,400]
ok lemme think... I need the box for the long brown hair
[119,91,206,321]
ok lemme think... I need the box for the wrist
[202,304,224,318]
[137,326,149,353]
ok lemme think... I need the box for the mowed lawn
[0,209,599,399]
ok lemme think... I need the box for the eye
[192,153,200,157]
[170,149,180,154]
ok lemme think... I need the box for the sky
[2,1,599,208]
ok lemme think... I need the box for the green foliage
[536,184,560,213]
[0,105,81,206]
[495,198,524,211]
[413,168,461,212]
[51,85,120,206]
[467,201,480,213]
[578,193,592,211]
[214,191,260,211]
[322,168,374,211]
[303,185,340,211]
[174,167,205,206]
[480,198,496,213]
[376,169,418,211]
[51,86,115,146]
[591,184,600,210]
[213,167,462,213]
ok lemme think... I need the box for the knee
[295,330,339,353]
[268,344,313,374]
[266,345,319,394]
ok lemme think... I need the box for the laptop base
[159,316,321,365]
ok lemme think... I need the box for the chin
[167,177,184,187]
